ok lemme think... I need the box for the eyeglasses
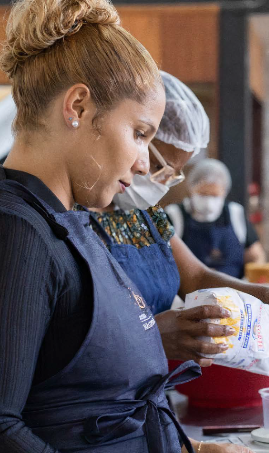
[149,142,185,187]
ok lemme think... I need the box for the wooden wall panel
[117,4,220,84]
[118,7,162,64]
[160,5,219,83]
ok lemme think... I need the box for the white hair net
[155,71,210,156]
[187,158,232,194]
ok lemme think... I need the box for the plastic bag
[185,287,269,375]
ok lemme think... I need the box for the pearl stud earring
[72,120,79,128]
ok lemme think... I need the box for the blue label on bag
[243,304,252,349]
[238,309,244,341]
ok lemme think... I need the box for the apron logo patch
[141,317,156,331]
[132,292,146,309]
[128,289,156,331]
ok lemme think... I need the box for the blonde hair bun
[0,0,120,77]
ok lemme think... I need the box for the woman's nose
[132,149,150,176]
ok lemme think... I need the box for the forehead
[193,181,225,195]
[152,139,193,167]
[112,85,165,123]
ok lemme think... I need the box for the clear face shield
[149,142,185,187]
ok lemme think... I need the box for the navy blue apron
[181,204,244,278]
[90,210,180,315]
[0,178,201,453]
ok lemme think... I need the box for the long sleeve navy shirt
[0,167,93,452]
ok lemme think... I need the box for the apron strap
[140,209,166,244]
[89,208,166,248]
[0,179,69,239]
[89,211,114,246]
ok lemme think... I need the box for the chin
[73,185,114,209]
[100,196,114,210]
[92,192,114,210]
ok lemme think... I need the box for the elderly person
[166,158,265,279]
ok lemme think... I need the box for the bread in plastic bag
[185,287,269,375]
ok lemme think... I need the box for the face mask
[190,194,225,222]
[113,173,169,211]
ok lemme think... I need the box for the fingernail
[222,309,231,317]
[220,343,229,349]
[227,327,236,334]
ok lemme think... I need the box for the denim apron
[90,210,180,315]
[0,178,201,453]
[181,204,244,278]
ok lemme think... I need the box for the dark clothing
[0,168,93,386]
[0,167,200,452]
[245,215,260,248]
[90,209,180,314]
[181,203,246,278]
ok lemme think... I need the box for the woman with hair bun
[0,1,254,452]
[0,0,171,451]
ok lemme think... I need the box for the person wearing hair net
[166,158,265,279]
[164,158,268,410]
[88,71,269,371]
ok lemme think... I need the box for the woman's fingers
[191,321,235,338]
[158,308,234,361]
[179,336,228,356]
[176,318,235,338]
[164,333,228,361]
[177,305,231,321]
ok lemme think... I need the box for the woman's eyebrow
[140,120,156,134]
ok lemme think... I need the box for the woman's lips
[119,180,130,193]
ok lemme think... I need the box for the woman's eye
[150,162,163,172]
[135,130,146,139]
[154,164,163,171]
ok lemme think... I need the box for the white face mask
[113,173,169,211]
[190,194,225,222]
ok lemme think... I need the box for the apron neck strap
[0,179,69,239]
[141,209,163,244]
[89,212,113,246]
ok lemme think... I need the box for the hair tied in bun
[0,0,161,132]
[69,19,88,35]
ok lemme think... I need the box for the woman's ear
[63,84,92,129]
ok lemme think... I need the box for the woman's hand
[211,446,253,453]
[155,306,235,366]
[198,442,253,453]
[185,439,254,453]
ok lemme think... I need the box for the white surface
[181,427,269,452]
[205,434,269,452]
[252,428,269,444]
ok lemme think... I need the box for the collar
[0,165,67,213]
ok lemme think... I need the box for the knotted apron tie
[84,360,201,452]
